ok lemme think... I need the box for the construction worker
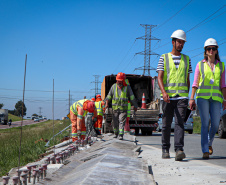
[157,30,192,161]
[94,94,104,135]
[85,98,97,138]
[105,72,138,140]
[189,38,226,159]
[70,99,95,141]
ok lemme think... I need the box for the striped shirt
[156,53,192,73]
[156,53,193,100]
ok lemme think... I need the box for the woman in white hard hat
[189,38,226,159]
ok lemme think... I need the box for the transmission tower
[135,24,160,76]
[39,107,42,116]
[91,75,101,96]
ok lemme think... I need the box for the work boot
[113,135,118,138]
[162,149,170,159]
[118,135,123,140]
[203,152,209,159]
[175,150,186,161]
[209,146,213,155]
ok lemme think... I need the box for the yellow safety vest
[112,84,128,111]
[70,99,88,117]
[161,52,189,97]
[196,61,224,103]
[95,101,103,116]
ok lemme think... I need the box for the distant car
[218,109,226,138]
[157,114,193,134]
[39,117,43,121]
[34,117,39,122]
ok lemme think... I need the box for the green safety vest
[112,84,128,111]
[70,99,88,116]
[161,52,189,97]
[196,61,224,103]
[127,102,131,118]
[95,101,103,116]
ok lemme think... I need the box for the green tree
[0,103,4,109]
[15,100,27,117]
[32,113,38,117]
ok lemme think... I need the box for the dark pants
[161,99,188,152]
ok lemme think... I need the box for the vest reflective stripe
[81,131,86,135]
[70,99,88,116]
[127,103,131,117]
[95,101,103,116]
[196,61,224,103]
[119,129,124,134]
[112,84,128,110]
[77,115,83,120]
[114,128,118,134]
[161,53,189,97]
[71,133,77,137]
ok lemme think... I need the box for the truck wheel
[218,120,226,138]
[188,130,193,134]
[147,130,153,136]
[135,128,139,135]
[4,120,7,125]
[141,128,147,136]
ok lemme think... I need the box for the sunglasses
[206,47,217,51]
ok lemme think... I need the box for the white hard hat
[171,29,186,42]
[204,38,218,48]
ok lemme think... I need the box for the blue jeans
[197,98,221,153]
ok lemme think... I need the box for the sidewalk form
[139,143,226,185]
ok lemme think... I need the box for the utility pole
[91,75,101,97]
[135,24,160,76]
[69,90,70,113]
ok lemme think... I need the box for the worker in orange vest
[94,94,105,135]
[70,99,95,141]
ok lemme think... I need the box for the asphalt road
[0,120,45,129]
[137,131,226,168]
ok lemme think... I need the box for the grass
[193,116,201,134]
[8,113,23,122]
[0,119,71,176]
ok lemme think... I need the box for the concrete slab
[37,135,154,185]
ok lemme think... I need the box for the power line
[186,5,225,33]
[153,0,193,32]
[151,5,225,51]
[0,88,88,93]
[112,39,137,74]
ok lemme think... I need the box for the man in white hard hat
[157,30,193,161]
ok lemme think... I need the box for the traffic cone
[141,93,146,109]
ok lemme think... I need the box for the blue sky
[0,0,225,119]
